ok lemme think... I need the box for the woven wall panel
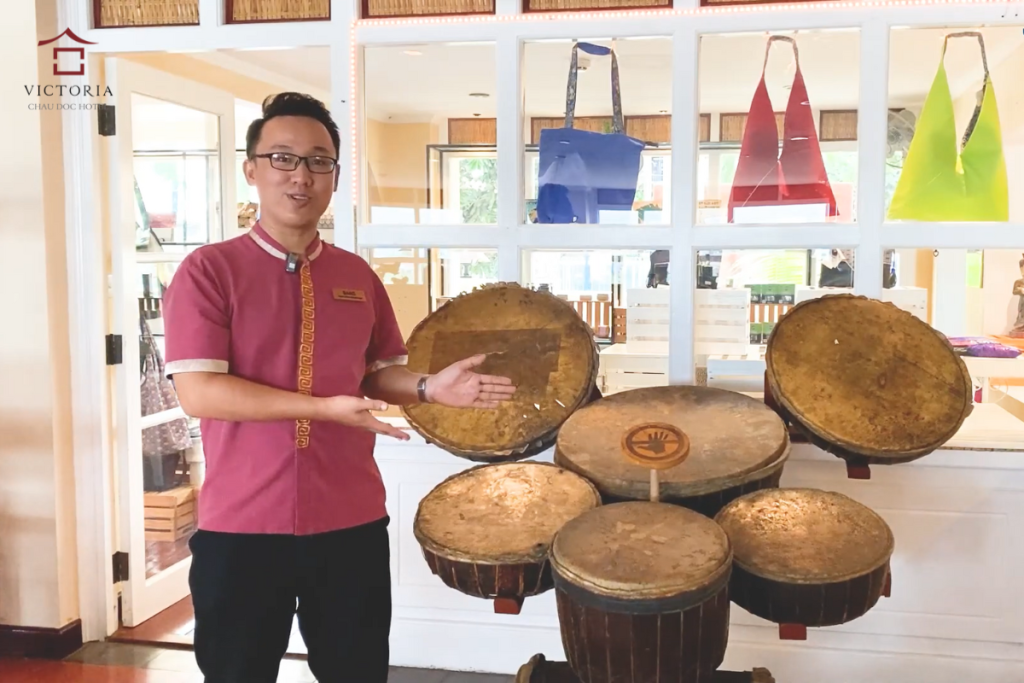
[819,110,858,141]
[363,0,494,17]
[448,118,497,145]
[719,112,785,142]
[699,113,710,143]
[95,0,198,27]
[701,0,818,5]
[527,0,671,10]
[531,116,614,144]
[230,0,329,22]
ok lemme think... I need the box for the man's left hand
[426,354,517,409]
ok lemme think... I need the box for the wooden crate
[144,486,196,542]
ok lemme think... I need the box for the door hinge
[112,551,129,583]
[98,104,116,137]
[105,334,123,365]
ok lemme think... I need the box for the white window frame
[60,0,1024,641]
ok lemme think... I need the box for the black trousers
[188,516,391,683]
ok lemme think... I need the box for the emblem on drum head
[621,423,690,470]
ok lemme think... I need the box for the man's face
[244,115,337,231]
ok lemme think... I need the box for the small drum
[402,283,600,462]
[555,386,789,517]
[715,488,894,639]
[515,653,777,683]
[550,501,733,683]
[413,461,600,614]
[766,294,973,467]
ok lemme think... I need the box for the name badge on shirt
[333,288,367,302]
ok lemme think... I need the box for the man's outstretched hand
[425,354,517,409]
[321,396,410,441]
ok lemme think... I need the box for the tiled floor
[0,642,514,682]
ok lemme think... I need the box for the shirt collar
[248,221,324,262]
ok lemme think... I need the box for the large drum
[550,501,733,683]
[765,294,973,467]
[413,461,601,614]
[515,653,776,683]
[402,283,600,462]
[714,488,894,639]
[555,386,790,517]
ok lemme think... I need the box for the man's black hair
[245,92,340,159]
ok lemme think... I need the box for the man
[162,92,516,683]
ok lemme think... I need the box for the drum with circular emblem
[413,461,601,615]
[765,293,973,467]
[402,283,600,462]
[550,501,733,683]
[555,386,790,518]
[714,487,894,638]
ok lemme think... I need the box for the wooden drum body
[413,462,600,614]
[402,283,600,462]
[715,488,894,639]
[555,386,790,518]
[550,502,733,683]
[765,294,973,468]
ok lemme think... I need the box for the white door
[105,57,236,627]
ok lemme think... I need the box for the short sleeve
[163,252,231,378]
[365,271,409,374]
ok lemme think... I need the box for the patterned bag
[139,315,192,470]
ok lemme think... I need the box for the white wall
[0,0,80,629]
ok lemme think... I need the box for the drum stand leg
[494,596,525,615]
[846,458,872,480]
[778,623,807,640]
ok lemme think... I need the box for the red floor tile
[0,659,203,683]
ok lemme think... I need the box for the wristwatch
[417,376,431,404]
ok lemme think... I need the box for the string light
[355,0,1002,26]
[350,20,358,222]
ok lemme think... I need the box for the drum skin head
[715,488,894,584]
[414,462,601,565]
[402,283,599,462]
[765,294,973,462]
[550,501,732,602]
[555,386,789,500]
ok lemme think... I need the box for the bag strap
[762,35,800,77]
[941,31,989,78]
[564,41,625,134]
[941,32,989,150]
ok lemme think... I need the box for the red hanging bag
[728,36,837,222]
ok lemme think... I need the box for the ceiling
[195,26,1022,123]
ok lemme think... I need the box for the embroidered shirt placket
[296,259,316,449]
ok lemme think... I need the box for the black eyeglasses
[252,152,337,174]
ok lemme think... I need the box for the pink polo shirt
[162,222,408,535]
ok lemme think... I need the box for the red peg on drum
[620,422,690,503]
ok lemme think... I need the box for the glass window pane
[697,30,859,225]
[886,27,1022,223]
[361,247,499,419]
[522,249,671,395]
[362,44,497,225]
[524,38,673,226]
[693,248,859,390]
[137,260,201,576]
[887,248,1024,450]
[132,94,222,250]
